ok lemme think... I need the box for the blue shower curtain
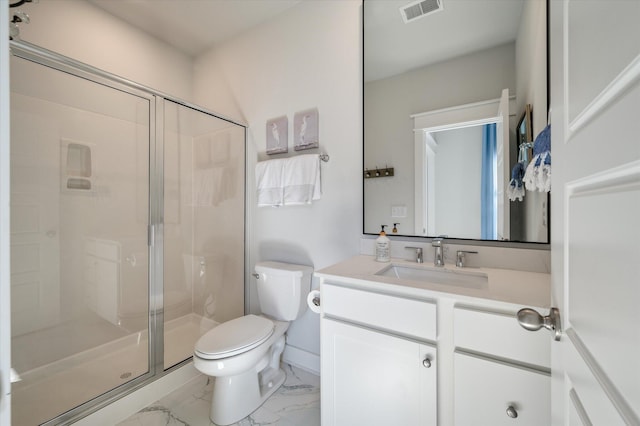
[481,123,497,239]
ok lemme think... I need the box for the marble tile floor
[118,364,320,426]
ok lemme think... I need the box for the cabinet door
[321,318,436,426]
[454,352,550,425]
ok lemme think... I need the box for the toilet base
[209,335,287,425]
[210,366,286,425]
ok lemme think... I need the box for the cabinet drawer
[454,352,550,426]
[454,306,550,368]
[322,283,436,341]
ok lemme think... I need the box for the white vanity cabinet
[453,306,551,425]
[316,255,552,426]
[320,282,438,426]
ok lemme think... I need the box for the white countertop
[315,255,551,309]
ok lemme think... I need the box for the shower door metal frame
[1,3,12,425]
[8,40,247,426]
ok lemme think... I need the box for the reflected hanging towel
[523,124,551,192]
[508,162,526,202]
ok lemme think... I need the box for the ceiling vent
[400,0,443,23]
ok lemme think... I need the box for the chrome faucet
[405,246,423,263]
[432,237,445,267]
[456,250,478,268]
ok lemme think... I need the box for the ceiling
[364,0,525,82]
[86,0,524,81]
[87,0,304,57]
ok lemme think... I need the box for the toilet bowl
[193,261,312,425]
[194,315,289,425]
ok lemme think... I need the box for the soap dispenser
[375,225,390,262]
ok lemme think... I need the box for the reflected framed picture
[293,108,319,151]
[266,115,288,155]
[517,104,533,145]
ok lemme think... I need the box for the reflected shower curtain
[481,123,497,239]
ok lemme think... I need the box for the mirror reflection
[364,0,549,243]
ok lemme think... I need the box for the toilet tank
[254,261,313,321]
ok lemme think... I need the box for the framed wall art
[293,108,319,151]
[266,115,288,155]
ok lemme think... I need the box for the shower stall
[8,42,245,425]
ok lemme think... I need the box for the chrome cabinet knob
[517,307,562,341]
[506,405,518,418]
[422,357,431,368]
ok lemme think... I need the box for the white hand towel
[256,158,286,207]
[283,154,321,205]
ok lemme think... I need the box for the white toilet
[193,261,313,425]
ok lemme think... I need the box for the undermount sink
[376,264,488,288]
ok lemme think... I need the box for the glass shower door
[10,56,152,425]
[162,100,245,369]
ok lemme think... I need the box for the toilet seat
[195,314,274,360]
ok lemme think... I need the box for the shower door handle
[148,224,155,247]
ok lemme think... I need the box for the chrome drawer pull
[506,405,518,418]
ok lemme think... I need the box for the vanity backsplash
[360,237,550,274]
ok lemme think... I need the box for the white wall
[16,0,194,101]
[194,1,363,372]
[364,43,516,234]
[516,0,547,134]
[515,0,548,242]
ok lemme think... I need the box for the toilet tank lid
[255,261,313,277]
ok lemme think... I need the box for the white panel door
[550,0,640,424]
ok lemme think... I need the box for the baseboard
[282,344,320,376]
